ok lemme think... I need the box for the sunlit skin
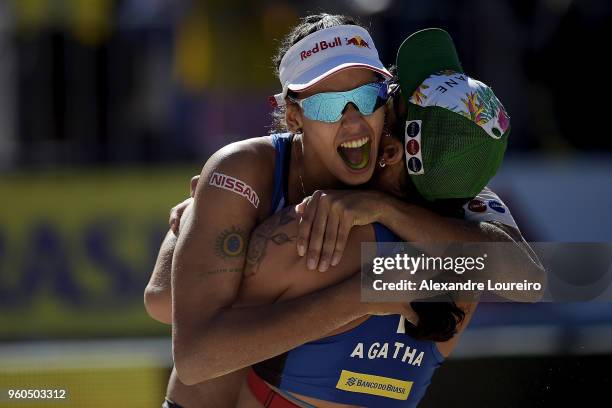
[149,95,541,408]
[146,59,541,407]
[285,68,386,190]
[146,67,391,408]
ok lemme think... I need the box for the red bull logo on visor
[299,35,372,61]
[300,37,342,60]
[346,36,370,48]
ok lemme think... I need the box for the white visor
[272,25,392,107]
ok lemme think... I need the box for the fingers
[295,196,309,214]
[331,216,352,267]
[190,175,200,198]
[306,196,330,270]
[169,206,180,236]
[296,191,321,257]
[318,211,340,272]
[170,175,198,236]
[297,191,356,271]
[169,197,193,236]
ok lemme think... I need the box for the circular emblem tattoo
[215,227,246,259]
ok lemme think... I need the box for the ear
[285,103,304,133]
[379,136,404,166]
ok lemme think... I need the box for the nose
[341,103,366,129]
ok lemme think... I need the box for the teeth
[340,137,369,149]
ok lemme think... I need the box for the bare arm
[171,142,380,386]
[144,230,176,324]
[144,176,198,324]
[238,207,374,304]
[378,194,515,242]
[378,195,545,301]
[163,191,469,385]
[297,189,545,301]
[239,206,473,357]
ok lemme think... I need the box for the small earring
[379,158,386,168]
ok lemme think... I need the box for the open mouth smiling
[336,136,372,170]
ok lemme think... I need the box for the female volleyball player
[145,16,541,407]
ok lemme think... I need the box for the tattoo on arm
[215,226,247,259]
[197,227,248,277]
[199,267,243,277]
[244,208,296,278]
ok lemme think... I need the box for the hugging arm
[297,190,545,301]
[144,177,198,324]
[243,206,476,357]
[144,230,176,324]
[376,194,545,301]
[171,145,377,386]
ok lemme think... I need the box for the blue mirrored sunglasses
[289,82,392,123]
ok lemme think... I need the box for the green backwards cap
[396,28,510,202]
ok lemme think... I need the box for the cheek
[303,120,337,146]
[365,109,386,142]
[302,122,341,165]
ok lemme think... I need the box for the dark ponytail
[406,301,466,342]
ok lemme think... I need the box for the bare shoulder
[196,136,277,217]
[202,136,276,175]
[236,218,377,305]
[172,136,279,313]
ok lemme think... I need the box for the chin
[336,163,375,186]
